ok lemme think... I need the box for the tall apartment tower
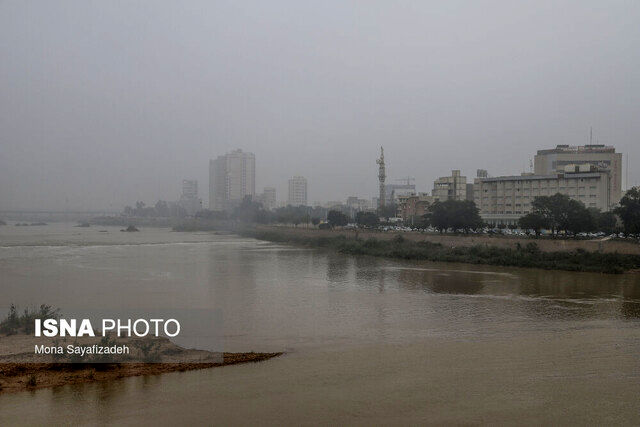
[534,145,622,203]
[182,180,198,199]
[179,179,202,216]
[209,149,256,211]
[287,176,308,206]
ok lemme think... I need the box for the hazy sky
[1,0,639,211]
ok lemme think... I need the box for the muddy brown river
[0,223,638,424]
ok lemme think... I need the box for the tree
[563,199,593,234]
[614,187,640,235]
[597,211,618,234]
[429,200,482,233]
[588,208,618,234]
[355,211,380,228]
[377,203,397,220]
[532,194,567,235]
[311,217,321,226]
[327,210,349,227]
[195,209,228,220]
[154,200,170,217]
[518,212,548,236]
[531,193,591,235]
[233,196,265,223]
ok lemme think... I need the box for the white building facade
[209,149,256,211]
[288,176,308,206]
[474,165,611,226]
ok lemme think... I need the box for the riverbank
[239,226,640,274]
[0,333,281,394]
[0,353,281,395]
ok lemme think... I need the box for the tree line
[518,187,640,236]
[126,186,640,237]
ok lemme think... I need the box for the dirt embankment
[0,334,281,394]
[0,353,280,394]
[256,225,640,255]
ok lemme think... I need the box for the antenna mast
[376,147,386,209]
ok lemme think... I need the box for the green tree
[531,193,594,235]
[154,200,170,217]
[327,210,349,227]
[587,208,618,234]
[355,211,380,228]
[233,196,265,223]
[518,212,548,236]
[614,187,640,234]
[563,199,593,234]
[429,200,482,233]
[377,203,397,220]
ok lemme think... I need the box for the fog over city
[1,0,639,211]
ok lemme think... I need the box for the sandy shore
[0,333,281,394]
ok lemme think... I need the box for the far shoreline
[235,225,640,274]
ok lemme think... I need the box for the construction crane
[377,147,386,208]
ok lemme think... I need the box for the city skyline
[1,1,640,211]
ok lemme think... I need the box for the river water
[0,223,639,424]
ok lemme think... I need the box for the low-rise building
[178,179,202,216]
[534,144,622,203]
[474,164,612,226]
[260,187,276,210]
[346,196,371,212]
[384,184,416,204]
[397,193,434,225]
[432,170,467,201]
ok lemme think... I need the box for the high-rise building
[288,176,308,206]
[534,145,622,203]
[432,170,467,201]
[182,180,198,199]
[209,149,256,211]
[178,179,202,216]
[262,187,276,210]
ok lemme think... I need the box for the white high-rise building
[287,176,308,206]
[209,149,256,211]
